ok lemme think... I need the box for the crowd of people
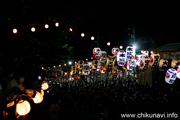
[0,61,180,120]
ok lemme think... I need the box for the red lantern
[93,47,101,59]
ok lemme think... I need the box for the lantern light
[55,22,59,27]
[120,45,123,49]
[81,33,85,37]
[31,27,36,32]
[44,24,49,29]
[165,68,177,84]
[41,89,44,96]
[69,28,73,32]
[91,36,95,40]
[41,81,49,90]
[16,100,31,116]
[13,28,18,34]
[33,92,43,104]
[68,61,72,65]
[107,42,110,46]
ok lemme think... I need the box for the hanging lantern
[165,68,177,84]
[140,56,150,70]
[78,60,84,70]
[127,60,135,70]
[16,100,31,116]
[112,69,118,78]
[176,65,180,79]
[83,64,90,75]
[41,81,49,90]
[149,52,160,68]
[91,60,99,72]
[105,55,115,73]
[33,91,43,104]
[171,59,180,68]
[111,46,120,57]
[100,51,107,64]
[93,47,102,59]
[78,69,84,76]
[159,59,168,71]
[71,66,76,75]
[117,50,126,66]
[136,54,143,66]
[126,45,135,60]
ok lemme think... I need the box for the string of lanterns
[4,80,49,118]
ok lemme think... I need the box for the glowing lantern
[127,60,136,70]
[31,27,36,32]
[78,60,84,70]
[44,24,49,29]
[165,68,177,84]
[111,46,120,57]
[13,28,18,34]
[69,28,73,32]
[41,89,44,97]
[107,42,110,46]
[55,22,59,27]
[81,33,85,37]
[120,45,123,49]
[71,66,76,74]
[176,65,180,79]
[126,45,135,60]
[91,60,99,72]
[171,59,180,68]
[33,91,43,104]
[159,59,168,71]
[16,100,31,116]
[140,56,150,70]
[105,55,115,73]
[93,47,102,59]
[83,64,90,75]
[117,50,126,66]
[41,81,49,90]
[100,51,107,64]
[149,52,160,68]
[91,36,94,40]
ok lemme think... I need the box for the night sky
[1,4,180,62]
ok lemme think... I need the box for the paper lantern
[41,81,49,90]
[91,60,99,72]
[149,52,160,68]
[16,100,31,116]
[105,55,115,73]
[100,51,107,63]
[117,50,126,66]
[171,59,180,68]
[33,91,43,104]
[83,64,90,75]
[126,46,135,60]
[140,56,150,70]
[136,54,143,66]
[176,65,180,79]
[71,66,76,74]
[78,60,84,70]
[159,59,168,71]
[127,60,135,70]
[93,47,102,59]
[165,68,177,84]
[78,69,84,76]
[112,47,120,57]
[41,89,44,97]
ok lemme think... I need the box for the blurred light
[69,28,73,32]
[107,42,111,46]
[151,51,154,54]
[53,66,56,68]
[55,22,59,27]
[13,28,18,34]
[81,33,85,37]
[68,61,72,65]
[31,27,36,32]
[65,72,67,76]
[38,76,42,80]
[64,63,66,66]
[59,65,61,67]
[44,24,49,29]
[120,45,123,49]
[86,58,88,61]
[41,67,44,70]
[141,50,144,53]
[91,36,95,40]
[91,57,93,60]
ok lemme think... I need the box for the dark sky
[1,4,180,62]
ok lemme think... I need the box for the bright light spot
[59,65,61,67]
[53,66,56,68]
[81,33,85,37]
[120,45,123,49]
[55,22,59,27]
[86,58,88,61]
[31,27,36,32]
[91,36,95,40]
[65,72,67,76]
[13,28,18,34]
[38,76,42,80]
[151,51,154,54]
[44,24,49,29]
[91,57,93,60]
[69,28,73,32]
[68,61,72,65]
[64,63,66,66]
[107,42,111,46]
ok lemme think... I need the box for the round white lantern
[165,68,177,84]
[100,51,107,63]
[117,50,126,66]
[83,64,90,75]
[140,56,150,70]
[126,46,135,60]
